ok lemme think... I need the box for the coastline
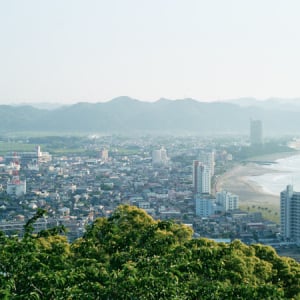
[244,151,300,162]
[216,163,279,207]
[215,151,299,208]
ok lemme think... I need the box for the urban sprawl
[0,126,299,260]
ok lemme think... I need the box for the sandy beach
[215,163,280,208]
[215,152,299,209]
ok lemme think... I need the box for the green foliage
[24,208,47,237]
[0,142,37,155]
[0,205,299,299]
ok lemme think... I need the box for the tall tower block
[250,119,263,146]
[280,185,300,243]
[193,160,211,194]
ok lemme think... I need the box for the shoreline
[243,151,299,162]
[215,151,299,208]
[216,163,279,207]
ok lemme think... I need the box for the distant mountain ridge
[1,96,300,134]
[226,97,300,112]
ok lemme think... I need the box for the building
[36,145,52,163]
[250,119,263,146]
[152,147,168,166]
[195,194,214,217]
[101,149,109,162]
[198,151,215,176]
[7,176,26,197]
[280,185,300,244]
[5,145,52,165]
[193,160,211,194]
[6,153,26,197]
[160,147,168,162]
[216,190,239,211]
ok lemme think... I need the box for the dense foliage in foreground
[0,206,300,299]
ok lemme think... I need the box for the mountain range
[1,97,300,135]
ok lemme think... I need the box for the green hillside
[0,206,299,299]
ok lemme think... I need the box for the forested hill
[2,97,300,134]
[1,205,299,299]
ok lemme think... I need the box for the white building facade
[195,195,214,217]
[193,160,211,194]
[7,179,26,197]
[280,185,300,244]
[216,190,239,211]
[198,151,215,176]
[152,147,168,166]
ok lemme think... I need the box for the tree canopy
[0,205,299,299]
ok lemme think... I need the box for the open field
[239,203,280,223]
[0,142,37,155]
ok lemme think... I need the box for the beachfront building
[193,160,211,194]
[250,119,263,146]
[216,190,239,212]
[280,185,300,244]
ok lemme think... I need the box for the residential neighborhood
[0,135,287,250]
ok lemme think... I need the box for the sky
[1,0,300,104]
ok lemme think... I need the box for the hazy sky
[1,0,300,103]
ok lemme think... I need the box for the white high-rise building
[152,147,168,166]
[280,185,300,243]
[216,190,239,211]
[193,160,211,194]
[250,119,263,146]
[198,151,215,176]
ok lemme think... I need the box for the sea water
[248,154,300,195]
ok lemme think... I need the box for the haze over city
[1,1,300,298]
[1,0,300,104]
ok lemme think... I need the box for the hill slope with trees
[0,206,299,299]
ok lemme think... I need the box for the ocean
[248,154,300,195]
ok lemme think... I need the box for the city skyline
[1,1,300,104]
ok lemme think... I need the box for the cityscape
[2,1,300,297]
[0,119,298,261]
